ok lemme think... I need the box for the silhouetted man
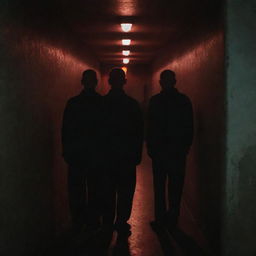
[103,68,143,236]
[146,70,193,231]
[61,69,104,234]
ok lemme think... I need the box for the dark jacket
[61,89,104,167]
[146,88,193,159]
[104,89,144,165]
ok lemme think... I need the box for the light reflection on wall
[153,32,223,92]
[114,0,138,16]
[2,27,101,235]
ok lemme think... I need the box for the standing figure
[62,70,104,234]
[103,68,144,237]
[146,70,193,230]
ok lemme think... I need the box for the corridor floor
[42,148,209,256]
[110,148,208,256]
[123,148,163,256]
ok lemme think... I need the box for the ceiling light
[123,58,130,64]
[121,23,132,32]
[122,50,130,56]
[122,39,131,46]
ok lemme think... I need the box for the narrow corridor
[2,0,256,255]
[0,1,226,255]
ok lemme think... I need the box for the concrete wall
[223,1,256,255]
[0,16,100,256]
[150,30,225,252]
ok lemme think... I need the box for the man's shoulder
[66,95,80,105]
[105,92,139,105]
[149,91,191,106]
[125,94,139,105]
[149,93,163,103]
[177,92,192,105]
[68,91,102,103]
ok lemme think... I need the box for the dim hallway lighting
[123,58,130,64]
[121,23,133,32]
[122,50,130,56]
[122,67,128,74]
[122,39,131,46]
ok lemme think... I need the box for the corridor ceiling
[15,0,222,65]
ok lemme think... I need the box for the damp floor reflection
[40,148,209,256]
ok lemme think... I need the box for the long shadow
[38,228,113,256]
[152,225,175,255]
[81,228,113,256]
[170,228,209,256]
[112,235,131,256]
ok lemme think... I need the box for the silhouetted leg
[102,166,117,227]
[91,171,115,250]
[116,164,136,226]
[167,154,186,226]
[87,168,103,229]
[152,159,167,222]
[68,165,87,232]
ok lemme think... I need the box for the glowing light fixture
[122,67,128,74]
[123,58,130,64]
[122,50,130,56]
[122,39,131,46]
[121,23,133,32]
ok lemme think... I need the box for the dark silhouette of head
[160,70,177,90]
[108,68,127,89]
[81,69,98,89]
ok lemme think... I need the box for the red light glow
[122,66,128,74]
[122,50,130,56]
[121,23,133,32]
[123,58,130,64]
[122,39,131,46]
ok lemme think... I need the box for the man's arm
[134,102,144,165]
[183,97,194,153]
[146,97,165,157]
[61,100,77,164]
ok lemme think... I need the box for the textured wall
[150,31,225,252]
[224,1,256,255]
[0,23,100,256]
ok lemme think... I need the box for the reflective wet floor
[41,148,209,256]
[116,148,209,256]
[127,148,163,256]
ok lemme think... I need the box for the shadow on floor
[39,228,113,256]
[112,236,131,256]
[39,227,210,256]
[152,226,175,255]
[152,224,209,256]
[171,228,208,256]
